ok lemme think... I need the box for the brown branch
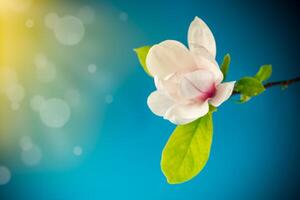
[232,76,300,96]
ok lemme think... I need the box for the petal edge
[146,40,196,79]
[188,17,216,58]
[209,81,235,107]
[147,91,175,117]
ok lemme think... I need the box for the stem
[232,76,300,96]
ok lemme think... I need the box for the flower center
[197,84,216,101]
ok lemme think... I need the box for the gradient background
[1,0,300,199]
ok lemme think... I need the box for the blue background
[1,0,300,199]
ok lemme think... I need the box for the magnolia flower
[146,17,235,125]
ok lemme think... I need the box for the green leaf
[254,64,272,82]
[161,113,213,184]
[238,94,251,103]
[234,77,265,97]
[209,104,217,113]
[220,54,231,81]
[134,46,152,76]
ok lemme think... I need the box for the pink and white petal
[192,53,223,84]
[190,45,215,61]
[164,101,209,125]
[188,16,216,58]
[154,74,178,91]
[154,76,164,90]
[146,40,196,79]
[180,69,215,99]
[154,75,182,101]
[209,81,236,107]
[166,115,196,125]
[147,91,175,117]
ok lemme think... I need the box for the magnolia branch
[232,76,300,96]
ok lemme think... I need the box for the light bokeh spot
[0,0,32,12]
[88,64,97,74]
[0,68,25,108]
[119,12,128,22]
[25,19,34,28]
[21,145,42,166]
[0,68,18,89]
[34,54,48,68]
[73,146,83,156]
[39,98,71,128]
[54,16,85,46]
[0,166,11,185]
[19,136,33,151]
[105,94,114,104]
[5,83,25,103]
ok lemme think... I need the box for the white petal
[192,52,223,84]
[210,81,236,107]
[146,40,196,79]
[187,17,220,80]
[190,45,215,61]
[180,69,215,99]
[154,76,164,90]
[164,101,209,125]
[154,75,177,91]
[188,16,216,58]
[154,74,184,102]
[147,91,174,116]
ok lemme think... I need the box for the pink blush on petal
[197,84,216,101]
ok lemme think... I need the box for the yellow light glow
[0,0,32,13]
